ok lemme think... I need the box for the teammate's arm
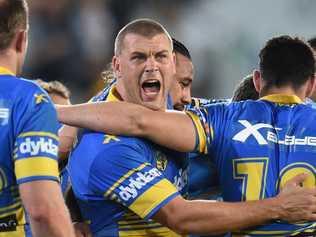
[19,181,75,237]
[57,101,196,152]
[17,88,75,237]
[58,125,78,160]
[154,174,316,235]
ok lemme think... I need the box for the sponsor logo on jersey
[118,168,162,201]
[233,120,316,146]
[19,137,58,156]
[0,214,17,232]
[173,168,188,192]
[0,108,9,126]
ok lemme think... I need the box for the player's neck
[260,86,305,101]
[0,51,17,75]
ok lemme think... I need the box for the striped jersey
[187,94,316,236]
[0,67,59,236]
[69,85,188,237]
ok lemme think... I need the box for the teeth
[145,79,158,83]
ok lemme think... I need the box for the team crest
[156,150,168,171]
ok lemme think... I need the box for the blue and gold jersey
[0,67,59,236]
[187,94,316,236]
[69,85,188,237]
[186,98,229,199]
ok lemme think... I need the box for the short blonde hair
[114,18,173,56]
[36,79,70,99]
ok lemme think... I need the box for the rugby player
[0,0,74,236]
[58,30,316,236]
[169,38,221,201]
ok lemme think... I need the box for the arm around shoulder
[57,102,197,152]
[152,183,316,236]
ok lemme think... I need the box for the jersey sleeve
[186,103,230,156]
[88,143,179,220]
[13,85,59,184]
[186,107,213,155]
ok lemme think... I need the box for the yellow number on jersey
[233,158,269,201]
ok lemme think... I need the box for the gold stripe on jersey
[119,222,162,229]
[104,163,149,197]
[18,132,59,141]
[0,204,26,236]
[260,94,303,104]
[186,111,208,154]
[118,214,185,237]
[0,200,21,217]
[106,86,121,102]
[118,227,184,237]
[15,157,59,180]
[129,179,178,219]
[0,67,15,76]
[119,213,162,229]
[15,205,26,225]
[0,226,25,237]
[232,222,316,236]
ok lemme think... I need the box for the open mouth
[141,79,161,101]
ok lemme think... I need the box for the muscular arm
[57,102,196,152]
[19,180,75,237]
[154,176,316,235]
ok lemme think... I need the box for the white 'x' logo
[233,120,277,145]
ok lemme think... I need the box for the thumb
[284,173,308,188]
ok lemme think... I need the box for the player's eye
[131,54,146,61]
[180,80,191,87]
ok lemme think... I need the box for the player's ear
[112,56,121,78]
[15,30,27,53]
[172,52,176,74]
[253,70,262,93]
[305,74,316,98]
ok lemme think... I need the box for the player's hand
[73,222,92,237]
[276,173,316,222]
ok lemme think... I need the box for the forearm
[161,174,316,235]
[155,196,281,235]
[57,102,196,152]
[57,102,143,136]
[178,198,280,235]
[20,181,75,237]
[29,205,75,237]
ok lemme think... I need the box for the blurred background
[24,0,316,102]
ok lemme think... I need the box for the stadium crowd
[1,0,316,237]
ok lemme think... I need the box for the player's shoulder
[86,136,153,174]
[222,99,266,111]
[5,75,41,91]
[6,76,49,101]
[196,100,268,122]
[0,76,53,110]
[188,97,230,109]
[102,134,152,153]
